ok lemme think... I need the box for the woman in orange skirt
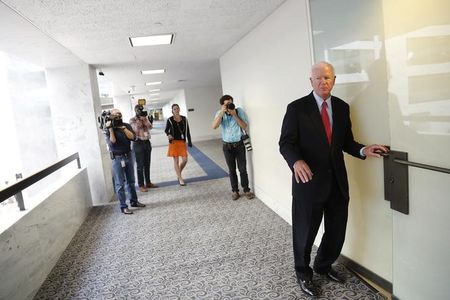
[165,104,192,186]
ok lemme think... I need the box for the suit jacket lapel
[305,92,330,147]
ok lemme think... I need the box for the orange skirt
[167,140,188,157]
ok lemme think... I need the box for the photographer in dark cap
[106,108,146,214]
[212,95,255,201]
[130,104,158,192]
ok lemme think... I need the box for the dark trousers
[133,140,152,187]
[222,141,250,193]
[292,175,348,280]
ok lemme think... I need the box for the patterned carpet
[34,140,385,299]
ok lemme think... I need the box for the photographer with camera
[212,95,255,201]
[130,104,158,192]
[105,108,146,214]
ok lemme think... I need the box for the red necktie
[321,101,332,144]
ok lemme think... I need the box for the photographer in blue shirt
[212,95,255,201]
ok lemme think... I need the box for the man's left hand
[363,144,389,158]
[228,109,237,117]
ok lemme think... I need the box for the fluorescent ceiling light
[150,98,160,100]
[141,69,165,75]
[148,89,160,92]
[129,34,174,47]
[149,93,160,96]
[145,81,162,86]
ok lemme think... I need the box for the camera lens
[227,103,235,110]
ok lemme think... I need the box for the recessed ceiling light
[149,93,160,96]
[129,34,174,47]
[150,98,160,101]
[141,69,165,75]
[145,81,162,86]
[148,89,160,92]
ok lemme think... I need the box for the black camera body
[136,105,148,117]
[98,110,123,130]
[98,110,112,130]
[226,102,235,110]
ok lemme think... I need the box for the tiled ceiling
[1,0,286,101]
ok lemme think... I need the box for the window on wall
[0,51,59,226]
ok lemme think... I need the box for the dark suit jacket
[279,92,365,202]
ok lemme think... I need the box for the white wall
[113,94,134,122]
[220,0,313,222]
[46,64,109,206]
[89,67,114,201]
[220,0,394,284]
[0,169,92,300]
[0,53,58,197]
[184,85,222,141]
[162,90,187,120]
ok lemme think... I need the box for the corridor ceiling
[2,0,286,103]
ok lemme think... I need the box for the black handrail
[393,159,450,174]
[0,153,81,208]
[378,151,449,174]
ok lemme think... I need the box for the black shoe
[326,269,345,283]
[121,208,133,214]
[297,278,318,297]
[130,201,146,208]
[316,268,345,283]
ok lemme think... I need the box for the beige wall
[220,0,392,279]
[221,0,450,297]
[220,0,313,223]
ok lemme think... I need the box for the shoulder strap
[168,117,174,134]
[235,108,248,135]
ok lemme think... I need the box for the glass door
[383,1,450,299]
[309,0,450,298]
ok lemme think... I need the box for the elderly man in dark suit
[279,61,388,296]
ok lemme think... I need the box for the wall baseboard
[338,255,393,293]
[254,184,291,225]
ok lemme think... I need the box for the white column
[46,63,108,205]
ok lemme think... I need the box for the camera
[98,110,123,130]
[98,110,112,130]
[135,105,148,117]
[241,134,252,151]
[226,102,235,110]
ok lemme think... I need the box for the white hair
[311,61,335,76]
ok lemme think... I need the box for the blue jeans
[111,153,138,209]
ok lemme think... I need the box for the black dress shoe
[325,269,345,283]
[130,201,146,208]
[297,278,319,296]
